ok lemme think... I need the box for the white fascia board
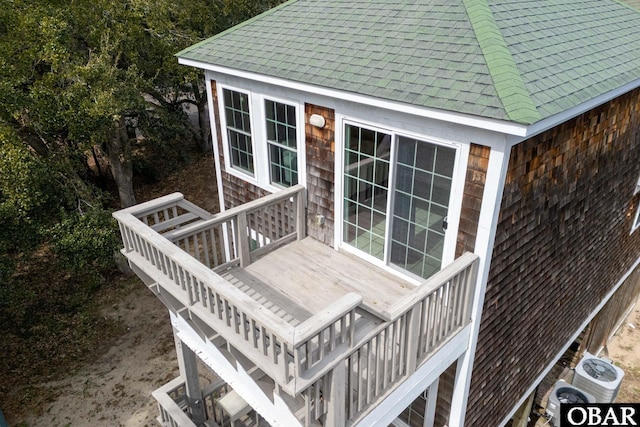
[497,254,640,427]
[511,77,640,146]
[182,58,640,145]
[177,58,529,137]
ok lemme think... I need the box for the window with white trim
[219,86,301,189]
[223,89,254,174]
[265,99,298,187]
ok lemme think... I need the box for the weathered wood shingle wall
[466,89,640,426]
[456,143,491,257]
[305,104,335,246]
[583,265,640,353]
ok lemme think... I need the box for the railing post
[463,259,479,320]
[405,305,422,375]
[296,188,306,241]
[324,363,346,427]
[236,211,251,267]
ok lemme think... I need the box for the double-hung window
[223,89,254,174]
[342,122,457,280]
[265,99,298,187]
[220,86,301,189]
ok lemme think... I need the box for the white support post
[174,329,207,425]
[448,143,511,427]
[424,377,439,427]
[324,363,347,427]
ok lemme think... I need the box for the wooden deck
[223,238,414,323]
[115,186,479,426]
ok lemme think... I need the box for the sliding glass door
[342,123,456,280]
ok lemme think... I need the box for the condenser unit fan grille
[556,387,590,404]
[582,359,617,382]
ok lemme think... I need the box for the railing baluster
[381,326,389,389]
[201,231,211,268]
[318,329,325,361]
[366,341,374,404]
[374,333,382,397]
[357,348,365,412]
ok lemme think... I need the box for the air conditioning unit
[572,352,624,403]
[546,380,595,426]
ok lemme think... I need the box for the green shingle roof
[177,0,640,125]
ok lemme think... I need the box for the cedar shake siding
[582,264,640,353]
[210,80,270,209]
[456,143,491,257]
[467,89,640,426]
[305,103,336,246]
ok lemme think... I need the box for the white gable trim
[178,58,529,137]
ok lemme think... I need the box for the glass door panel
[343,124,391,260]
[390,137,455,279]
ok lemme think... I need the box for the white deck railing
[152,377,229,427]
[114,186,361,394]
[114,188,479,425]
[152,377,198,427]
[301,252,478,424]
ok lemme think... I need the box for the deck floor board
[223,238,414,323]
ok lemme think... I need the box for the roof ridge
[176,0,303,58]
[463,0,541,124]
[613,0,640,12]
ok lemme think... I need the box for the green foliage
[0,127,51,218]
[0,0,289,418]
[48,208,120,275]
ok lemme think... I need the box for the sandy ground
[21,287,178,427]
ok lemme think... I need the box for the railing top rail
[155,184,305,241]
[114,192,185,217]
[382,252,479,319]
[224,184,304,216]
[293,293,362,343]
